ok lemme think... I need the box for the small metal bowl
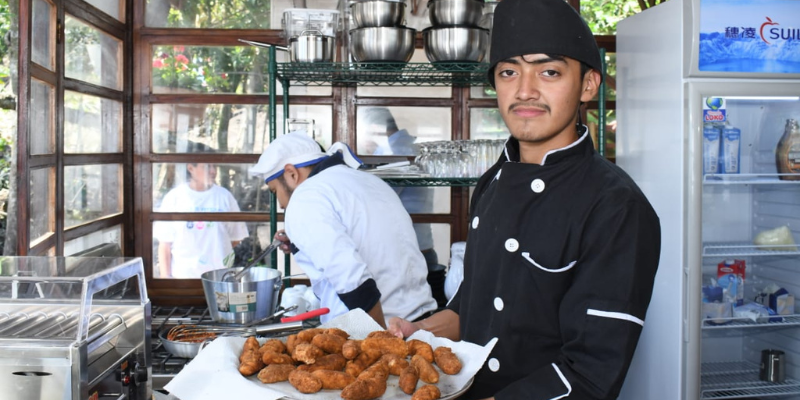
[428,0,484,27]
[423,25,489,63]
[349,26,416,62]
[158,330,213,359]
[350,0,406,28]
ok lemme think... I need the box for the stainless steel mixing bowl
[350,0,406,28]
[289,30,336,62]
[428,0,484,27]
[423,26,489,63]
[349,26,416,62]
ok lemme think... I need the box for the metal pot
[349,26,416,62]
[423,25,489,63]
[350,0,406,28]
[428,0,484,27]
[289,30,336,62]
[201,266,283,324]
[158,330,212,359]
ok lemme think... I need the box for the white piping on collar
[549,363,573,400]
[502,136,512,161]
[540,125,590,165]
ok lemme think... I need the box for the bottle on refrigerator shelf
[776,118,800,180]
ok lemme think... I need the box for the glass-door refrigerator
[617,0,800,399]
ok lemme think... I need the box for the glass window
[276,105,334,149]
[145,0,272,29]
[356,51,452,98]
[65,91,122,153]
[29,168,54,243]
[85,0,124,22]
[152,221,269,279]
[470,108,508,140]
[64,225,123,256]
[65,15,122,90]
[30,78,54,155]
[152,163,270,213]
[587,109,616,158]
[356,106,451,155]
[64,164,122,228]
[603,52,617,101]
[151,45,270,94]
[581,0,641,35]
[31,0,54,70]
[152,104,270,154]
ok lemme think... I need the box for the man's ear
[580,69,602,103]
[283,164,299,186]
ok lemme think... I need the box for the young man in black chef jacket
[387,0,662,399]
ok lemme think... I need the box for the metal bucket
[201,267,283,324]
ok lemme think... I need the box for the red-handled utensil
[281,307,330,323]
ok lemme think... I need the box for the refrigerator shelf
[703,242,800,257]
[701,361,800,399]
[703,314,800,330]
[703,174,800,185]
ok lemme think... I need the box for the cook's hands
[274,230,292,254]
[387,316,420,339]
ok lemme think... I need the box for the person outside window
[387,0,662,399]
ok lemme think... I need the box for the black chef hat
[487,0,602,87]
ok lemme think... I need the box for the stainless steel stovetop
[151,306,214,391]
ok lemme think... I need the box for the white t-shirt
[153,184,249,278]
[285,164,437,324]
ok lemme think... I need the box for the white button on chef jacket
[472,216,479,229]
[488,358,500,372]
[505,238,519,252]
[531,178,545,193]
[494,297,504,311]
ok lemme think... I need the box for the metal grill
[0,311,124,341]
[701,361,800,399]
[276,62,489,87]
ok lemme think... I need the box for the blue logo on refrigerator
[699,0,800,73]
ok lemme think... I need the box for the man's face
[267,176,294,210]
[493,54,595,148]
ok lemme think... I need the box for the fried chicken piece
[340,377,388,400]
[408,339,434,363]
[297,328,325,343]
[296,353,347,372]
[238,340,265,377]
[399,364,420,395]
[357,359,389,382]
[286,334,307,355]
[342,339,362,360]
[311,333,346,354]
[293,343,325,364]
[433,346,462,375]
[240,336,260,362]
[259,338,287,356]
[379,353,409,376]
[288,369,323,394]
[345,349,382,377]
[366,330,396,339]
[262,351,295,365]
[311,370,355,390]
[411,354,439,384]
[412,384,442,400]
[361,336,409,358]
[257,363,295,383]
[325,327,350,340]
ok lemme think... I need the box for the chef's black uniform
[448,128,661,400]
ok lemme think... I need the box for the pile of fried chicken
[238,327,463,400]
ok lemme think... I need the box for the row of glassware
[415,139,506,178]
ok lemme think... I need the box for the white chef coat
[284,163,437,324]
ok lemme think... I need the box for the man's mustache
[509,102,551,114]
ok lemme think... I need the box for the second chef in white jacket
[250,131,438,327]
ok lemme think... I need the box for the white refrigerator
[617,0,800,399]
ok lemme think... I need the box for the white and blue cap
[250,130,363,183]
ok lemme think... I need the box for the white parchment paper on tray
[165,308,497,400]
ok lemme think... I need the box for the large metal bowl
[423,26,489,63]
[428,0,484,27]
[350,0,406,28]
[349,26,416,62]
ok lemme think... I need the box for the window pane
[29,168,54,243]
[356,106,451,155]
[64,164,122,228]
[356,51,452,98]
[152,163,270,213]
[152,104,269,154]
[276,105,333,149]
[470,108,508,140]
[152,45,270,94]
[581,1,640,35]
[65,16,122,90]
[64,225,122,256]
[85,0,124,22]
[587,109,616,159]
[32,0,54,69]
[152,221,268,279]
[65,91,121,153]
[604,52,617,101]
[30,78,54,155]
[145,0,272,29]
